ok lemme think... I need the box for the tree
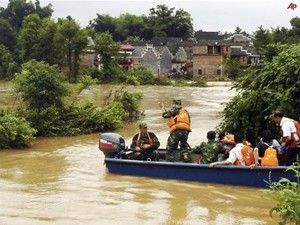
[234,26,242,34]
[147,4,193,39]
[13,60,69,110]
[17,13,42,63]
[55,18,88,82]
[0,0,52,30]
[94,32,120,81]
[253,26,272,55]
[224,58,243,80]
[219,44,300,144]
[0,44,18,79]
[0,18,17,53]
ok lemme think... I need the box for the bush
[80,66,103,81]
[130,66,155,84]
[0,111,36,148]
[79,74,97,89]
[219,44,300,143]
[13,60,69,110]
[264,163,300,225]
[125,75,140,86]
[173,79,188,87]
[153,75,172,85]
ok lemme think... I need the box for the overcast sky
[1,0,299,34]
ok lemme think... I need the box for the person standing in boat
[160,98,191,162]
[130,122,160,161]
[272,111,300,166]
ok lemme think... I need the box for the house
[192,40,231,77]
[230,46,260,66]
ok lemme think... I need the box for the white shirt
[280,117,299,141]
[226,143,245,165]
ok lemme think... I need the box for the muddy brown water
[0,83,277,225]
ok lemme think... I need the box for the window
[217,69,221,75]
[216,46,221,54]
[208,46,213,54]
[198,69,202,75]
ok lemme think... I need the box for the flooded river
[0,83,277,225]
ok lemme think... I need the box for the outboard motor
[99,133,126,158]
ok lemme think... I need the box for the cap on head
[173,97,182,107]
[139,122,147,129]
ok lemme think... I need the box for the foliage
[0,18,17,53]
[153,75,172,85]
[78,74,97,89]
[130,66,155,85]
[173,79,188,87]
[147,5,193,39]
[13,60,69,111]
[264,163,300,225]
[219,44,300,144]
[190,79,207,87]
[55,17,88,82]
[253,26,272,55]
[0,44,18,79]
[0,110,36,148]
[94,32,120,81]
[290,17,300,28]
[89,5,193,41]
[0,0,52,30]
[224,58,243,80]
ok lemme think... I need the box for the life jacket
[136,132,154,148]
[221,133,235,145]
[261,143,279,167]
[167,108,191,133]
[234,144,255,166]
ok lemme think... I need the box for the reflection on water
[0,84,277,225]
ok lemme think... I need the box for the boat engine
[99,133,126,158]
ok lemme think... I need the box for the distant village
[81,31,259,79]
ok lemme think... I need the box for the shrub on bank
[0,111,36,148]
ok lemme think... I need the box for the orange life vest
[221,133,235,145]
[234,144,255,166]
[261,145,279,167]
[136,132,154,148]
[167,108,191,133]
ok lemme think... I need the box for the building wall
[192,55,225,76]
[141,49,160,75]
[80,52,96,68]
[160,48,172,74]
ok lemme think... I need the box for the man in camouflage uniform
[194,131,223,164]
[161,98,191,162]
[130,122,160,161]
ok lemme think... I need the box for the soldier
[194,131,224,164]
[130,122,160,161]
[160,98,191,162]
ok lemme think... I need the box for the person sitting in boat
[159,98,191,162]
[253,130,281,167]
[130,122,160,161]
[209,133,255,167]
[194,131,223,164]
[218,132,236,158]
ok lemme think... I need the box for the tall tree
[253,26,272,55]
[0,18,17,53]
[17,13,42,63]
[147,4,193,39]
[94,32,120,81]
[55,18,88,82]
[0,44,18,79]
[0,0,52,30]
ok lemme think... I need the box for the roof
[230,46,248,56]
[120,44,135,51]
[196,40,230,46]
[195,31,224,40]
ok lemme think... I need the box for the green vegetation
[0,110,36,148]
[265,163,300,225]
[0,44,18,79]
[219,44,300,143]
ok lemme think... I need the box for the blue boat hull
[104,158,296,187]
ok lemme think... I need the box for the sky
[1,0,299,34]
